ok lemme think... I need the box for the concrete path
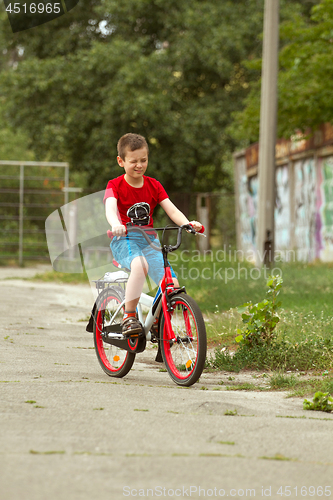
[0,267,332,500]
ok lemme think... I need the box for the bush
[235,275,283,347]
[208,275,333,372]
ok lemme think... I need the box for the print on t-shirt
[127,202,151,226]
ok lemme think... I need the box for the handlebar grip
[108,226,161,251]
[107,228,128,238]
[188,224,205,234]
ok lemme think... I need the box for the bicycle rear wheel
[93,287,136,378]
[160,294,207,386]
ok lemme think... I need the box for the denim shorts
[110,232,176,285]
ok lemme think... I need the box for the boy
[104,133,202,336]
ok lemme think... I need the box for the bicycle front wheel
[160,294,207,386]
[93,287,136,378]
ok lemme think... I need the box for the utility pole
[256,0,279,267]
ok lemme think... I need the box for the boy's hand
[189,220,203,232]
[112,224,127,236]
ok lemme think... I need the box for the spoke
[167,302,198,373]
[100,296,126,369]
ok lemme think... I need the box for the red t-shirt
[103,175,168,228]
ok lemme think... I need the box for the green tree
[278,0,333,137]
[230,0,327,144]
[0,0,267,191]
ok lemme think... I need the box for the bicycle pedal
[122,329,145,340]
[122,332,140,339]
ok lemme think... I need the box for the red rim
[162,299,199,380]
[95,295,128,372]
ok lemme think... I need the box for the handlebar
[107,224,202,254]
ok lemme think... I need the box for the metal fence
[0,161,71,265]
[0,162,235,266]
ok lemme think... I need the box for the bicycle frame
[104,290,157,340]
[93,223,207,386]
[103,225,194,344]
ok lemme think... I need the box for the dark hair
[117,133,149,160]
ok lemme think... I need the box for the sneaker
[122,316,143,338]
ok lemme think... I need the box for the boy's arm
[160,198,202,232]
[105,197,126,236]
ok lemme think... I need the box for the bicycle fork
[161,290,176,343]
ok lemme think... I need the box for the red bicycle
[92,224,207,387]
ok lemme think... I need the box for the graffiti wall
[275,165,290,252]
[317,156,333,261]
[294,158,317,261]
[234,152,333,262]
[237,156,257,257]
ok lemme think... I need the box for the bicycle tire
[160,293,207,387]
[93,286,136,378]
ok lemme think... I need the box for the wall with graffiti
[236,156,256,257]
[275,164,290,252]
[234,150,333,262]
[317,156,333,261]
[294,158,317,261]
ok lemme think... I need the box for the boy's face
[117,147,148,182]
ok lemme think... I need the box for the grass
[181,258,333,314]
[269,372,298,390]
[178,257,333,375]
[23,253,333,313]
[19,256,333,379]
[30,450,65,455]
[31,270,89,285]
[287,376,333,398]
[259,454,296,461]
[224,409,238,416]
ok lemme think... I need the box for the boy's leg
[125,255,149,311]
[111,235,148,335]
[122,255,148,337]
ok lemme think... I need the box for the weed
[224,409,238,416]
[217,441,235,445]
[235,275,283,347]
[303,392,333,413]
[276,415,306,419]
[134,409,149,412]
[25,400,36,404]
[259,454,296,461]
[226,383,260,391]
[288,376,333,398]
[209,337,333,373]
[269,372,297,390]
[126,453,151,457]
[199,453,224,457]
[30,450,65,455]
